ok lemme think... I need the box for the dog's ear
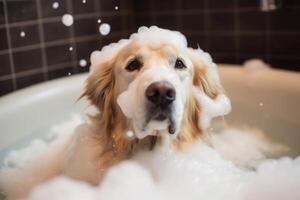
[82,59,115,111]
[80,41,130,133]
[187,48,223,99]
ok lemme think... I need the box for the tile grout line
[35,0,49,80]
[266,12,271,63]
[203,0,210,50]
[0,10,133,29]
[176,0,183,30]
[66,0,79,74]
[234,0,240,63]
[2,0,17,90]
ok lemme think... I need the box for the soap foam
[23,126,300,200]
[1,115,299,200]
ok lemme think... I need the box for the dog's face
[84,27,228,147]
[115,42,194,138]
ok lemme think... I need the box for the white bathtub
[0,65,299,161]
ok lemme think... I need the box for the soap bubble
[62,14,74,27]
[99,23,111,36]
[114,6,119,10]
[20,31,26,38]
[52,2,59,9]
[79,59,87,67]
[69,46,73,51]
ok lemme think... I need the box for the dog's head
[83,26,230,148]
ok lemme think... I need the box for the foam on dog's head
[89,26,187,74]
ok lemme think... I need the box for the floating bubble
[69,46,73,51]
[62,14,74,27]
[79,59,87,67]
[99,23,111,36]
[114,6,119,10]
[82,0,86,4]
[68,72,71,76]
[20,31,26,38]
[97,19,101,24]
[52,2,59,9]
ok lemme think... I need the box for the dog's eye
[126,59,142,71]
[174,59,186,69]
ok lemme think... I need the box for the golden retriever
[0,26,230,199]
[63,26,226,184]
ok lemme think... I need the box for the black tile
[186,34,206,49]
[0,54,11,76]
[99,0,118,11]
[13,49,42,73]
[182,0,204,9]
[212,54,236,64]
[45,44,73,66]
[43,21,70,42]
[76,39,100,60]
[0,27,8,50]
[269,57,300,71]
[10,25,40,48]
[73,0,96,14]
[7,0,38,23]
[239,11,267,31]
[284,0,300,8]
[47,66,74,80]
[74,17,99,37]
[155,14,178,30]
[135,0,150,11]
[100,15,124,32]
[206,35,236,53]
[101,35,124,47]
[270,8,300,31]
[16,72,44,89]
[208,0,235,9]
[270,35,300,56]
[237,0,259,8]
[239,35,267,54]
[0,1,5,25]
[120,0,133,10]
[182,13,204,31]
[135,14,151,27]
[41,0,68,18]
[209,13,234,31]
[152,0,177,11]
[0,79,14,96]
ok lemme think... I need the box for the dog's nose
[145,81,176,106]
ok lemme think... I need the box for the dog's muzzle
[145,81,176,131]
[145,81,176,108]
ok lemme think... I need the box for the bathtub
[0,65,300,162]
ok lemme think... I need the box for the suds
[243,59,271,73]
[1,115,299,200]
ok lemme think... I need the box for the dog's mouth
[145,107,176,135]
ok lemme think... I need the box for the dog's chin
[130,111,177,140]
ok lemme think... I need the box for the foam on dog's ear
[187,47,231,130]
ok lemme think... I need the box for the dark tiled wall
[0,0,300,96]
[0,0,135,96]
[135,0,300,71]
